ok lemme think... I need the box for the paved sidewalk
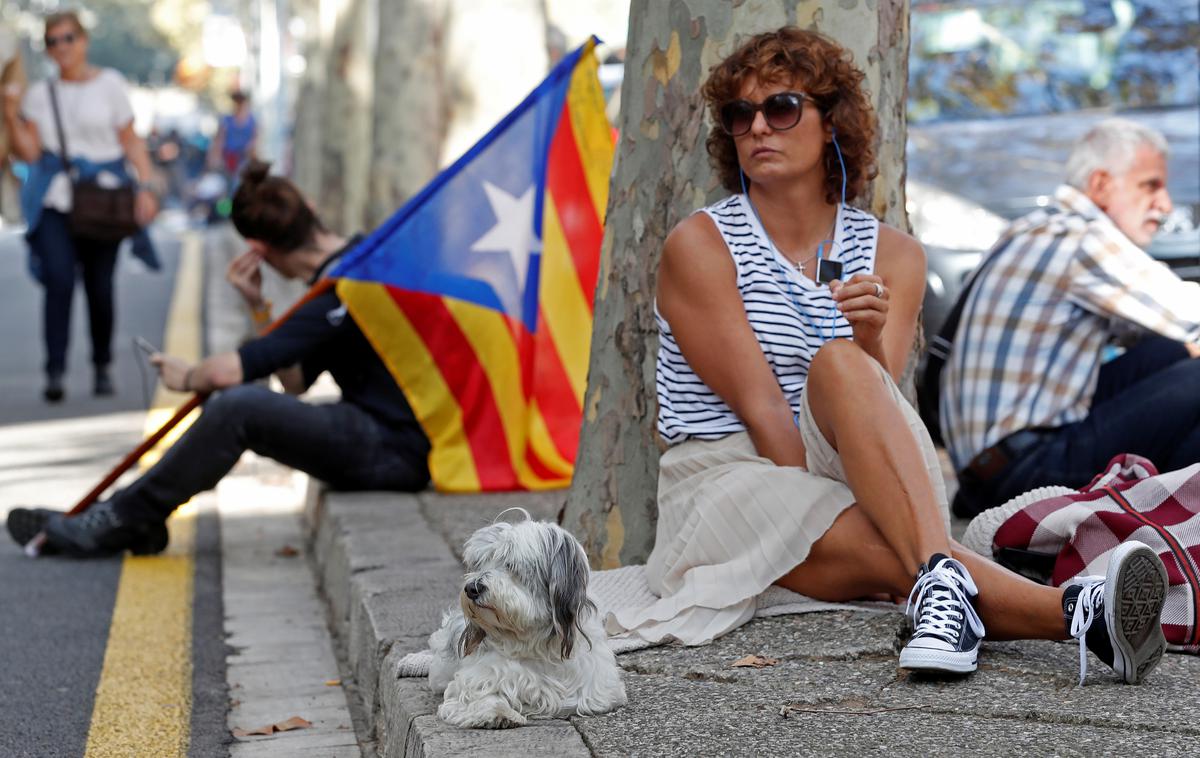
[305,488,1200,758]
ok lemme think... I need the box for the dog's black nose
[464,578,485,601]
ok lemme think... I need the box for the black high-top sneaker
[1063,540,1168,685]
[93,365,114,397]
[899,553,986,674]
[6,507,57,549]
[14,502,169,558]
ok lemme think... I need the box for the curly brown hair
[701,28,878,203]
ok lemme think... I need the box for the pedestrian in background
[209,90,257,181]
[1,11,160,402]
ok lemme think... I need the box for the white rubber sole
[1104,542,1168,685]
[898,644,979,674]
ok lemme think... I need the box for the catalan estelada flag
[329,39,613,492]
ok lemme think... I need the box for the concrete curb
[305,487,592,757]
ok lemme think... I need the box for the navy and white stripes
[656,194,879,444]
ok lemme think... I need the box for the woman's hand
[150,353,192,392]
[134,188,159,228]
[226,249,265,309]
[831,273,889,353]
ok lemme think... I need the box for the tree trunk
[318,0,375,232]
[439,0,548,166]
[563,0,911,568]
[365,0,449,228]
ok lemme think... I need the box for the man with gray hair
[940,117,1200,518]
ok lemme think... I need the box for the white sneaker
[1064,541,1167,685]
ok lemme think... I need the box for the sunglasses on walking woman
[45,32,78,48]
[719,92,809,137]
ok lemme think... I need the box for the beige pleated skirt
[607,359,950,646]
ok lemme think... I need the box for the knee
[807,339,877,395]
[203,384,271,421]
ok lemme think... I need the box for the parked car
[908,0,1200,345]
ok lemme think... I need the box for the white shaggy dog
[428,514,626,728]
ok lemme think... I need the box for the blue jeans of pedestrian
[28,210,121,376]
[111,385,430,523]
[968,336,1200,512]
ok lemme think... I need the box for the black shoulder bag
[917,243,1008,447]
[48,80,140,242]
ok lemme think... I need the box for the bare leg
[804,340,951,573]
[777,509,1069,641]
[790,340,1069,641]
[954,546,1067,640]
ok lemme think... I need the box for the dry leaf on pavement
[731,654,779,668]
[232,716,313,737]
[275,545,300,558]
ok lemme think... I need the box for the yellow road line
[85,230,205,758]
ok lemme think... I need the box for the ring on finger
[873,282,885,298]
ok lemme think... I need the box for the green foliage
[83,0,180,84]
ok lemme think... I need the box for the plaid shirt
[942,185,1200,472]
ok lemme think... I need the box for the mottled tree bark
[563,0,912,568]
[289,0,325,201]
[366,0,450,227]
[318,0,375,232]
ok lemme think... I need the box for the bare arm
[117,121,160,226]
[657,214,807,468]
[152,351,243,393]
[2,84,41,162]
[873,225,927,383]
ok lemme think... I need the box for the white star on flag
[470,182,541,289]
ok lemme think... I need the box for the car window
[910,0,1200,123]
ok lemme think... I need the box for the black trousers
[112,385,430,522]
[957,336,1200,516]
[29,210,121,376]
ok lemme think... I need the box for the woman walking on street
[609,27,1170,686]
[1,11,159,402]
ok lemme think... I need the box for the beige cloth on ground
[606,358,951,646]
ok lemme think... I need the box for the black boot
[18,502,169,558]
[43,372,65,403]
[94,365,114,397]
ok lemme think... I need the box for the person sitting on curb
[941,118,1200,519]
[7,160,431,556]
[605,27,1168,685]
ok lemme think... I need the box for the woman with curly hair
[608,27,1168,685]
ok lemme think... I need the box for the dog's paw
[438,698,527,729]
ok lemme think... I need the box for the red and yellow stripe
[338,44,612,492]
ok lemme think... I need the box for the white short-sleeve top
[21,68,135,212]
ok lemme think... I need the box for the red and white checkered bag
[962,454,1200,653]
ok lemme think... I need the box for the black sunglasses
[718,92,808,137]
[46,32,78,49]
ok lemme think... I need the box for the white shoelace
[1067,577,1105,686]
[905,558,985,644]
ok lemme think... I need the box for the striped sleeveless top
[656,194,880,445]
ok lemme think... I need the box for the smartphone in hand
[134,336,159,359]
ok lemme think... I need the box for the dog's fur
[428,514,626,728]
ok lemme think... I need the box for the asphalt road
[0,221,224,757]
[0,223,177,425]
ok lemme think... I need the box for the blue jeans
[112,385,430,522]
[964,336,1200,513]
[28,210,121,376]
